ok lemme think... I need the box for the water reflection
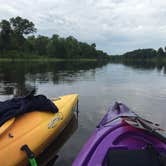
[0,61,108,97]
[112,61,166,74]
[0,60,166,165]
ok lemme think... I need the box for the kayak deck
[73,102,166,166]
[0,94,78,166]
[87,121,166,165]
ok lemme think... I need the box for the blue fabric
[0,91,58,126]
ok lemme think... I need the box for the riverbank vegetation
[0,16,109,60]
[110,48,166,62]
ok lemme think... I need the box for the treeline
[110,47,166,61]
[0,16,109,59]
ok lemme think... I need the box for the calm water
[0,61,166,165]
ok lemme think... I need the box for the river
[0,60,166,165]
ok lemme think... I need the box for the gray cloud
[1,0,166,54]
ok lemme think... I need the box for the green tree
[47,35,67,58]
[35,35,49,55]
[9,16,36,51]
[0,17,109,59]
[157,47,165,57]
[66,36,80,58]
[25,35,36,53]
[10,16,36,36]
[91,43,96,48]
[0,20,12,54]
[47,34,59,57]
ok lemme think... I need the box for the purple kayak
[73,102,166,166]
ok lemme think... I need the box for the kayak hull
[0,94,78,166]
[73,102,166,166]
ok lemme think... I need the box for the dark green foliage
[9,16,36,35]
[34,35,49,55]
[157,47,165,57]
[0,17,36,56]
[123,49,157,59]
[0,20,12,53]
[110,47,166,62]
[0,17,109,59]
[26,35,36,53]
[0,20,11,36]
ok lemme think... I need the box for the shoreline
[0,58,108,62]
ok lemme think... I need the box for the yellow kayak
[0,94,78,166]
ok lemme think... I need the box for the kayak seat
[106,148,164,166]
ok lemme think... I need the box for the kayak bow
[0,94,78,166]
[73,102,166,166]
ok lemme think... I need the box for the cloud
[0,0,166,54]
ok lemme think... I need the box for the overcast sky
[1,0,166,54]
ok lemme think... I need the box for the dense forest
[0,16,109,59]
[111,47,166,61]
